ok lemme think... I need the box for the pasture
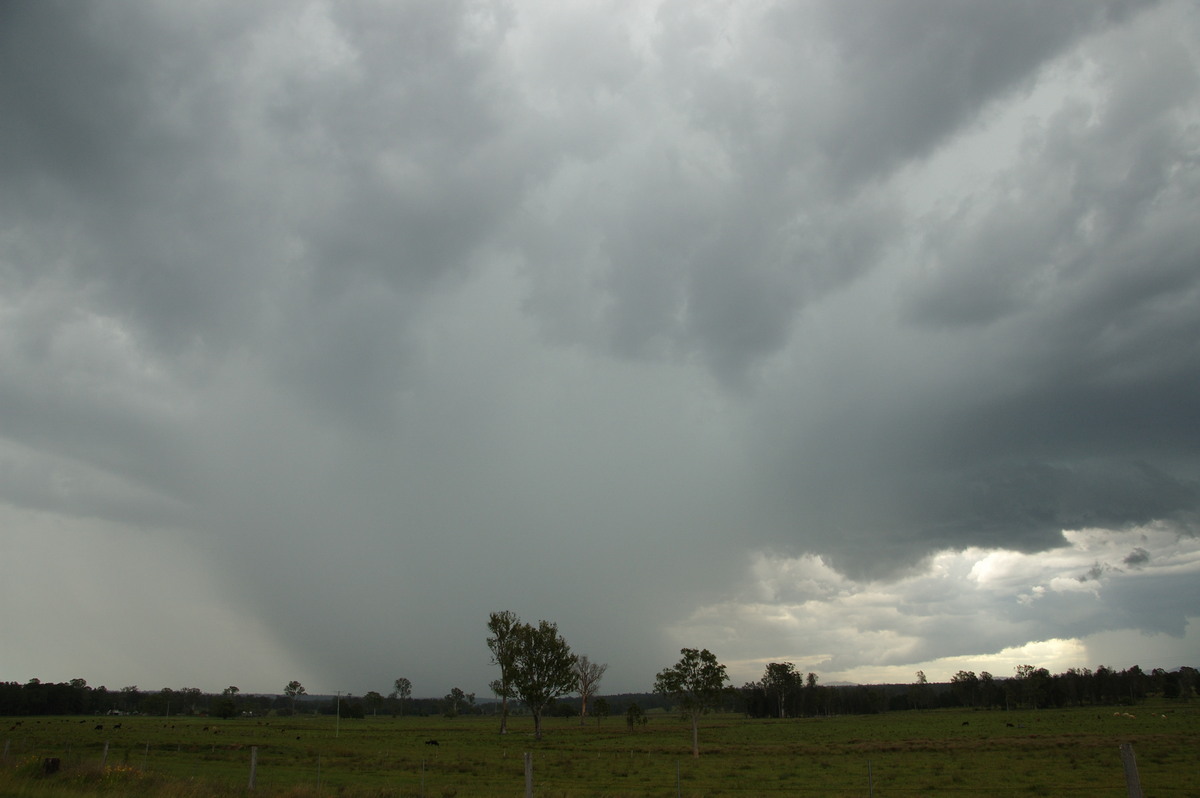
[1,702,1197,797]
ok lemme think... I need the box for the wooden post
[524,752,533,798]
[101,740,109,769]
[868,759,874,797]
[1120,742,1143,798]
[248,745,258,790]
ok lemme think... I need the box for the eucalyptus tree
[444,687,469,717]
[284,680,306,716]
[506,618,577,740]
[761,662,798,718]
[654,648,729,757]
[574,655,608,725]
[486,610,521,734]
[364,690,384,716]
[391,677,412,716]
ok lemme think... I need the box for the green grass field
[2,702,1197,797]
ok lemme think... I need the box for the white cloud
[673,523,1200,686]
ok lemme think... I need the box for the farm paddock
[1,702,1197,797]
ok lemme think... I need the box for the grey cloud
[746,4,1200,576]
[512,1,1153,386]
[812,0,1156,185]
[1,0,1197,695]
[1123,547,1151,567]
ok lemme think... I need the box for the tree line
[739,662,1198,718]
[3,611,1194,740]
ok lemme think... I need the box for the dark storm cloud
[1,0,1197,693]
[743,0,1200,576]
[1123,547,1151,568]
[812,0,1155,184]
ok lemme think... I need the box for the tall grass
[1,701,1197,797]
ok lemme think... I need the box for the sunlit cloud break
[674,523,1200,687]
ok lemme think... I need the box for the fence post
[248,745,258,791]
[101,741,109,769]
[1119,742,1143,798]
[868,759,874,798]
[524,752,533,798]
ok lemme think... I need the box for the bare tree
[574,655,608,725]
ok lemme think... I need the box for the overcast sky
[2,0,1198,699]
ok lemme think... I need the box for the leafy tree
[284,680,306,716]
[444,687,469,717]
[909,670,932,710]
[1028,667,1052,708]
[179,687,203,714]
[391,677,412,716]
[761,662,799,718]
[213,697,237,719]
[486,610,522,734]
[212,685,240,719]
[1012,664,1053,709]
[143,688,174,716]
[654,648,729,757]
[574,655,608,725]
[119,686,141,714]
[625,702,647,731]
[739,680,770,718]
[342,696,365,719]
[507,619,578,740]
[1178,666,1197,701]
[979,671,999,708]
[364,690,384,717]
[592,696,610,726]
[802,672,820,716]
[950,670,978,707]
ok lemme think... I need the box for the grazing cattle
[113,723,122,730]
[94,724,104,730]
[961,721,969,726]
[425,739,440,746]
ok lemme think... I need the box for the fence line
[0,730,1177,795]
